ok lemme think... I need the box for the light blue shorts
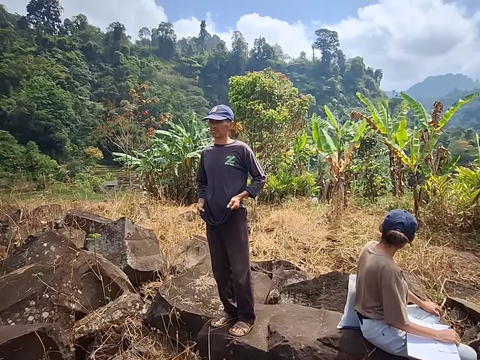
[358,305,477,360]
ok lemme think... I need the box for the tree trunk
[413,175,420,218]
[332,177,346,214]
[389,149,399,196]
[317,165,325,200]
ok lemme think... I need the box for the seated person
[354,209,476,360]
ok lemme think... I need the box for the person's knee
[231,264,250,286]
[458,344,477,360]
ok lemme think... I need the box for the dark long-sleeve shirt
[196,140,265,226]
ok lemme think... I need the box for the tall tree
[198,20,208,53]
[26,0,63,35]
[313,29,340,64]
[152,22,176,60]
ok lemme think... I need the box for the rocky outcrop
[195,303,401,360]
[63,210,112,236]
[0,228,85,274]
[85,217,167,286]
[144,254,272,344]
[0,205,478,360]
[0,323,70,360]
[169,235,209,274]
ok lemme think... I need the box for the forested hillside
[0,1,386,180]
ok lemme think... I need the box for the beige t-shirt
[354,241,409,325]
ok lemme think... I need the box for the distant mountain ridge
[384,74,480,131]
[405,73,480,99]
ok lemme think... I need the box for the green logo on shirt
[225,155,235,166]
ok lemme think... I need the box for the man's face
[208,119,232,139]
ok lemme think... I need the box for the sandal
[228,321,254,337]
[210,313,237,328]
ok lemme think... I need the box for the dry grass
[2,192,480,358]
[7,192,480,300]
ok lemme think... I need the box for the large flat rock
[196,304,283,360]
[268,305,403,360]
[196,304,404,360]
[85,217,167,287]
[168,235,209,275]
[144,255,272,344]
[0,228,85,275]
[278,271,349,312]
[0,251,134,332]
[63,210,112,236]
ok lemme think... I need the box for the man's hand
[197,199,205,215]
[227,195,242,210]
[421,301,441,316]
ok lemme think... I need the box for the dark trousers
[206,207,255,324]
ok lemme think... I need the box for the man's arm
[196,152,207,212]
[243,145,266,198]
[227,145,265,210]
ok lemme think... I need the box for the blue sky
[2,0,480,90]
[159,0,377,33]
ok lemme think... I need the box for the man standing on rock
[196,104,265,337]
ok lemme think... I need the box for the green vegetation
[0,1,478,232]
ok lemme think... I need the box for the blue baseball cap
[382,209,418,242]
[203,105,234,122]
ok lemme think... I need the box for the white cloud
[1,0,167,37]
[235,14,313,57]
[173,13,313,57]
[327,0,480,90]
[173,12,232,44]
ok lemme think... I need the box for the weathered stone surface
[447,297,480,324]
[0,252,134,331]
[250,260,309,305]
[70,250,136,309]
[196,304,403,360]
[144,256,272,344]
[85,217,167,287]
[0,264,63,327]
[403,271,430,301]
[169,235,209,274]
[196,304,283,360]
[72,293,142,341]
[0,323,71,360]
[0,229,84,274]
[63,209,112,236]
[266,270,309,305]
[251,260,302,273]
[278,271,349,312]
[268,305,403,360]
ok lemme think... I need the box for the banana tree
[311,105,367,212]
[114,113,210,202]
[351,93,410,196]
[390,92,480,216]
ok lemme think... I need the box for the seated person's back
[353,210,477,360]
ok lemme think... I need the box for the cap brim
[202,114,230,121]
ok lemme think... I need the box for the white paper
[406,316,460,360]
[438,343,459,354]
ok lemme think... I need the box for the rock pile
[0,203,479,360]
